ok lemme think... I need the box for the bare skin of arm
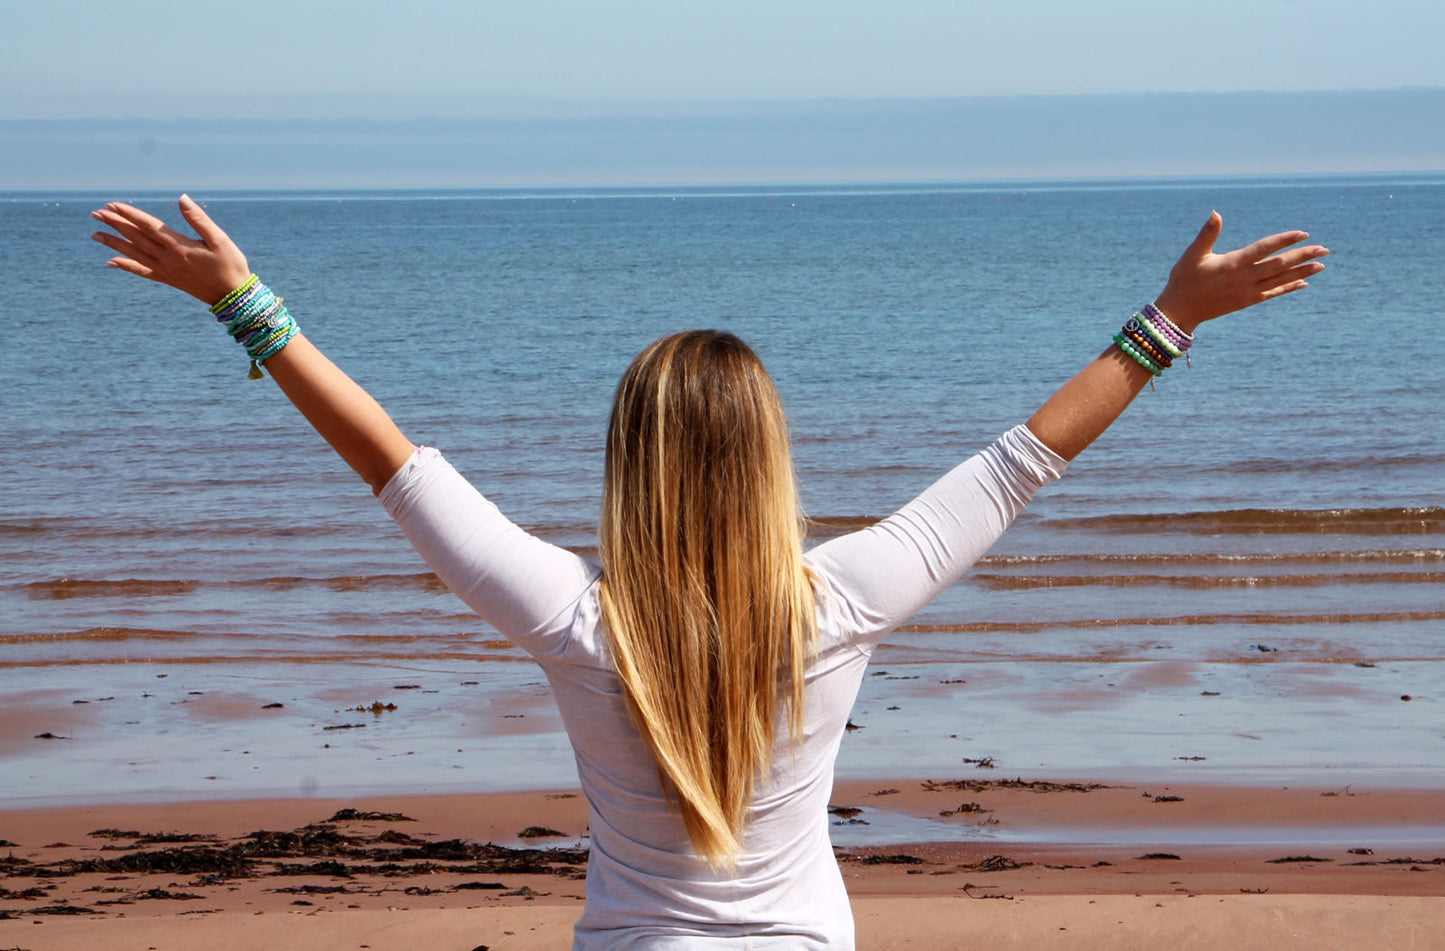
[92,199,1326,485]
[1025,212,1328,461]
[261,336,416,494]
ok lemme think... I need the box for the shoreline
[4,781,1443,948]
[7,777,1444,846]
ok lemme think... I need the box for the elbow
[366,447,417,497]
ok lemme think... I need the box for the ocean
[3,176,1443,807]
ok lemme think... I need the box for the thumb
[178,194,228,247]
[1180,210,1223,261]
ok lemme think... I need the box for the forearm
[1021,213,1327,463]
[1024,344,1153,462]
[90,197,413,490]
[261,334,417,494]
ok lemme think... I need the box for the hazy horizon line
[8,169,1445,199]
[7,86,1445,121]
[7,89,1442,190]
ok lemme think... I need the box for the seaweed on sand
[920,778,1106,794]
[2,811,590,902]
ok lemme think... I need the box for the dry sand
[2,781,1442,949]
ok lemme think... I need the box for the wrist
[209,274,260,315]
[210,276,300,379]
[1114,304,1193,380]
[193,266,255,308]
[1151,291,1203,335]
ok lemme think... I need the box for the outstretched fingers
[1252,244,1329,292]
[90,196,252,303]
[98,202,164,239]
[90,208,201,273]
[103,202,197,251]
[1258,278,1311,301]
[111,200,195,244]
[89,228,140,260]
[86,228,157,278]
[1157,214,1327,329]
[104,254,159,279]
[1235,229,1312,265]
[88,221,163,275]
[91,207,163,257]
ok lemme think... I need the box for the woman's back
[551,592,857,947]
[382,427,1067,947]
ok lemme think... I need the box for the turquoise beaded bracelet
[210,274,299,379]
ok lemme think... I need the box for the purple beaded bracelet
[1142,303,1193,349]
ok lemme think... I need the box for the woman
[90,196,1326,948]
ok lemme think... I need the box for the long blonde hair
[598,330,817,867]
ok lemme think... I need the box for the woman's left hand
[90,195,252,306]
[1154,211,1328,334]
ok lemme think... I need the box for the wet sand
[7,647,1442,810]
[3,781,1442,949]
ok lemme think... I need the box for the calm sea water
[3,176,1444,806]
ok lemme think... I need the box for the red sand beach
[3,781,1443,949]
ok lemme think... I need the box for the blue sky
[5,1,1443,186]
[7,0,1444,117]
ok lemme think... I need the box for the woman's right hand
[1152,211,1327,334]
[91,195,252,306]
[1025,213,1325,462]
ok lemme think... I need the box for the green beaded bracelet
[1132,312,1185,358]
[1113,332,1163,376]
[210,274,260,315]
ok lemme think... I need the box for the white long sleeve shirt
[379,424,1067,949]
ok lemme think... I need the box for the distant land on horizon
[3,89,1443,190]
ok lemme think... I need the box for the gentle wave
[1216,452,1445,475]
[0,519,343,540]
[0,517,593,544]
[0,521,49,537]
[806,515,882,535]
[0,626,517,647]
[21,573,449,599]
[1045,507,1445,535]
[12,507,1440,546]
[811,508,1445,539]
[0,626,201,644]
[899,609,1445,634]
[24,578,200,598]
[0,650,533,670]
[0,625,527,669]
[971,571,1445,590]
[18,549,1445,599]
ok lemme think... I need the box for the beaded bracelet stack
[209,275,299,379]
[1113,302,1193,381]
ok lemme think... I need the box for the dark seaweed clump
[920,778,1106,794]
[0,809,591,916]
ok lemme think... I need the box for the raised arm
[808,213,1327,647]
[90,196,416,493]
[1025,212,1328,461]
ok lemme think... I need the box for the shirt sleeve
[804,424,1067,650]
[377,447,598,656]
